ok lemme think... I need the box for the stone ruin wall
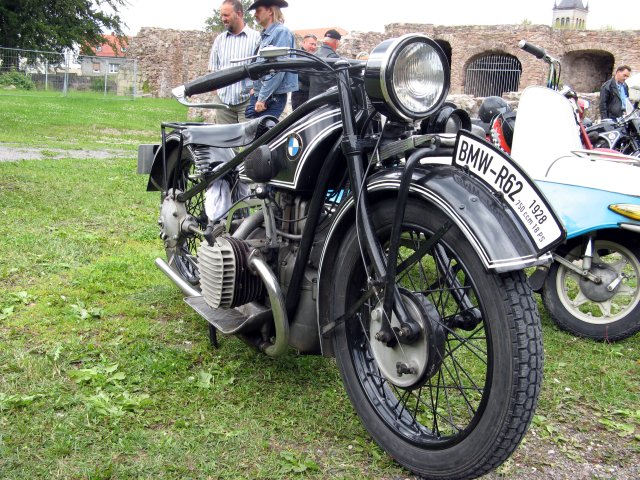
[127,24,640,121]
[128,28,214,98]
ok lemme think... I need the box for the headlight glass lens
[391,42,445,116]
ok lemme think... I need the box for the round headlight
[365,34,450,122]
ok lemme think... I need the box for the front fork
[334,62,422,344]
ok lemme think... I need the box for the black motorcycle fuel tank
[240,105,343,190]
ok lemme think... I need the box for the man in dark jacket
[308,29,341,99]
[600,65,631,120]
[291,33,317,110]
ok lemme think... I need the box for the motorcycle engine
[197,236,264,309]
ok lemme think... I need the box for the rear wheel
[331,199,543,479]
[543,238,640,341]
[160,143,207,285]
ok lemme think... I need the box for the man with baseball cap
[308,29,342,99]
[245,0,297,119]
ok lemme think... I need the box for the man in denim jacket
[245,0,297,119]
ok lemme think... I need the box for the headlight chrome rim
[365,34,450,122]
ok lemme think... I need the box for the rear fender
[316,164,548,355]
[139,133,234,192]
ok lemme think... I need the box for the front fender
[316,164,549,355]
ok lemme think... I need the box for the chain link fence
[0,46,138,96]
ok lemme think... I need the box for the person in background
[308,29,342,99]
[600,65,631,120]
[291,33,318,110]
[245,0,297,119]
[208,0,260,124]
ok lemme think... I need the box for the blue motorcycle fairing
[537,180,640,239]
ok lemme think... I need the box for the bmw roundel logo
[286,132,303,160]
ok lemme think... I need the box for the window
[109,63,119,74]
[464,53,522,98]
[95,46,102,52]
[120,47,127,53]
[92,62,101,73]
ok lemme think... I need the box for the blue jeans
[245,93,287,119]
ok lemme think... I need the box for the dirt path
[0,144,130,161]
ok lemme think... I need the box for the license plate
[453,130,564,252]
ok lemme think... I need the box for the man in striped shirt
[208,0,260,124]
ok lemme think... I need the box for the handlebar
[181,55,365,98]
[519,39,561,89]
[518,40,546,60]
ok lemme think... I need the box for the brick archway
[434,39,452,68]
[463,51,522,97]
[562,50,614,92]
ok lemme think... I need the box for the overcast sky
[119,0,640,35]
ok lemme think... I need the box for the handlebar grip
[184,65,247,97]
[518,40,546,59]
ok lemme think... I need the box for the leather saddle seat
[181,115,279,149]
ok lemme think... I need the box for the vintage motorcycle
[506,41,640,342]
[138,34,566,479]
[586,107,640,157]
[587,73,640,157]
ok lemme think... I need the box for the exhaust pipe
[155,258,201,298]
[155,254,289,357]
[248,252,289,357]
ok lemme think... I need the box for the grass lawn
[0,91,638,479]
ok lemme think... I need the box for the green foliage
[0,70,35,90]
[0,0,125,56]
[205,0,259,32]
[90,77,106,92]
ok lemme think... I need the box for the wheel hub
[369,291,446,389]
[159,189,197,248]
[579,263,619,302]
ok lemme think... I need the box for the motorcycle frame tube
[283,135,344,317]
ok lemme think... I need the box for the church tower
[552,0,589,29]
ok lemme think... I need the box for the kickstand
[207,323,219,348]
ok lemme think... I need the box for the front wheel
[331,199,543,479]
[542,238,640,341]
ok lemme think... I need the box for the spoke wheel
[543,238,640,341]
[331,199,542,479]
[161,143,207,285]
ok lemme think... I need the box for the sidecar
[510,85,640,341]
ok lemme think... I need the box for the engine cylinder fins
[197,236,264,309]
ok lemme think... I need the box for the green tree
[205,0,259,33]
[0,0,126,62]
